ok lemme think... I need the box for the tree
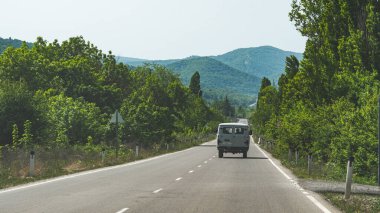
[260,77,271,91]
[44,93,106,146]
[285,55,299,79]
[221,96,234,117]
[0,36,223,153]
[0,81,44,146]
[249,0,380,181]
[20,120,33,148]
[189,71,202,96]
[251,86,279,136]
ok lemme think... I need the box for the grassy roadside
[0,134,215,190]
[253,137,380,212]
[322,192,380,213]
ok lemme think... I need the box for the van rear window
[221,127,233,134]
[235,127,245,134]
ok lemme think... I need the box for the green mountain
[212,46,303,82]
[115,56,147,64]
[119,57,180,67]
[120,46,303,84]
[0,37,33,53]
[119,46,303,105]
[166,57,261,105]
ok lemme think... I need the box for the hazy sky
[1,0,306,60]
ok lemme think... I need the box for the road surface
[0,139,338,213]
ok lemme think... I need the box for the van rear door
[218,126,234,147]
[233,126,250,148]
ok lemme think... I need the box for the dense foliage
[189,71,202,96]
[210,96,235,118]
[0,36,223,148]
[251,0,380,182]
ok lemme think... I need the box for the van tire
[218,151,223,158]
[243,152,247,158]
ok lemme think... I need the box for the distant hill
[166,57,261,105]
[116,56,147,64]
[212,46,303,82]
[0,37,33,53]
[120,46,303,83]
[120,57,180,67]
[120,46,303,105]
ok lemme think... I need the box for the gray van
[217,123,250,158]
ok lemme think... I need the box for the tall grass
[0,133,215,189]
[322,192,380,213]
[252,135,376,185]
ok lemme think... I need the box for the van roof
[218,123,249,127]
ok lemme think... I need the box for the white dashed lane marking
[175,177,182,181]
[189,170,194,173]
[115,208,129,213]
[153,188,163,194]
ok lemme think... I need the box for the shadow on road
[221,157,268,160]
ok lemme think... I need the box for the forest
[251,0,380,183]
[0,36,226,150]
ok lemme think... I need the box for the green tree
[251,86,279,136]
[20,120,33,148]
[285,55,299,78]
[250,0,380,182]
[260,77,271,91]
[44,93,106,146]
[0,81,43,146]
[189,71,202,96]
[12,124,19,148]
[221,96,234,117]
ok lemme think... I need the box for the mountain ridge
[211,45,303,81]
[0,37,33,53]
[166,56,261,105]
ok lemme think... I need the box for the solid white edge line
[153,188,163,193]
[175,177,182,181]
[253,140,331,213]
[0,143,201,194]
[254,143,291,180]
[116,208,129,213]
[307,195,331,213]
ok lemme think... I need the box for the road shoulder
[251,137,341,213]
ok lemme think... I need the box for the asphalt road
[0,139,338,213]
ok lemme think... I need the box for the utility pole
[378,97,380,186]
[115,109,119,157]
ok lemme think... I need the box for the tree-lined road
[0,139,338,213]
